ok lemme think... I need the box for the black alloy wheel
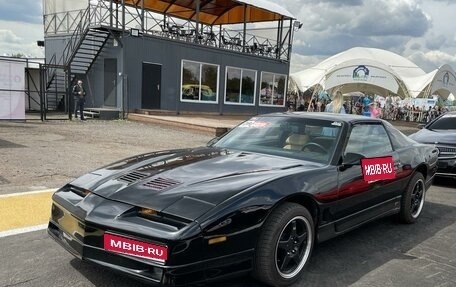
[253,203,314,287]
[399,172,426,223]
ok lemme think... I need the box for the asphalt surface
[0,118,455,287]
[0,119,213,194]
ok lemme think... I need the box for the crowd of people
[381,104,447,123]
[289,91,449,123]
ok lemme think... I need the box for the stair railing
[45,53,56,90]
[62,0,114,69]
[45,5,91,112]
[60,6,92,68]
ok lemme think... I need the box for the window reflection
[260,72,286,107]
[181,60,218,102]
[225,67,256,105]
[201,64,218,102]
[242,70,255,104]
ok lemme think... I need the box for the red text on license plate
[104,233,167,261]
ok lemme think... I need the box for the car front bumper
[436,157,456,178]
[47,191,254,286]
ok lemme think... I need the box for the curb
[127,114,231,136]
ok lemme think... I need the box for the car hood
[70,147,322,220]
[409,128,456,144]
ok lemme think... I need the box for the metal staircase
[43,6,112,115]
[69,28,110,75]
[45,69,67,111]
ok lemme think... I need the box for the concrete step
[127,113,243,136]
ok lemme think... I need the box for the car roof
[263,112,383,125]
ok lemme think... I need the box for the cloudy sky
[0,0,455,74]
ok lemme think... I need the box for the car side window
[383,121,416,149]
[344,124,393,157]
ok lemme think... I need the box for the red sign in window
[104,233,168,262]
[361,156,395,182]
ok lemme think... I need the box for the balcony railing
[44,0,291,61]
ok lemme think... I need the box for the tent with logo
[289,47,456,100]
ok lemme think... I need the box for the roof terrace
[43,0,297,61]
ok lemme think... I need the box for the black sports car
[48,113,438,287]
[409,111,456,178]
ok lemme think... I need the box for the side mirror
[340,152,365,169]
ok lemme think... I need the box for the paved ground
[0,119,213,194]
[0,116,455,287]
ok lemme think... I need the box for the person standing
[369,102,382,118]
[325,90,346,114]
[72,80,86,120]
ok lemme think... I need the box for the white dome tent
[290,47,456,101]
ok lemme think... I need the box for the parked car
[48,113,438,287]
[409,111,456,178]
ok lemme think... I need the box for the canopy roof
[290,47,456,100]
[118,0,295,25]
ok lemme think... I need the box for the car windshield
[427,114,456,130]
[213,116,343,164]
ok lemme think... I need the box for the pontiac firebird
[48,113,438,287]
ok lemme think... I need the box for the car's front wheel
[399,172,426,223]
[253,202,314,287]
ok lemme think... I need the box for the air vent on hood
[143,177,182,191]
[68,186,91,197]
[117,171,149,184]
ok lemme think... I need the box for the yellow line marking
[0,224,48,238]
[0,188,57,198]
[0,190,55,232]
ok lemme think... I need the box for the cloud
[0,0,42,24]
[282,0,436,67]
[425,34,447,50]
[292,31,411,60]
[409,42,422,50]
[280,0,456,74]
[348,1,430,37]
[408,50,456,72]
[0,30,22,44]
[289,53,326,73]
[0,21,44,58]
[300,0,362,6]
[430,0,456,4]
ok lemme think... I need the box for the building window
[259,72,286,107]
[181,60,219,103]
[225,67,256,105]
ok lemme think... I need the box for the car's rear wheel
[399,172,426,223]
[253,203,314,287]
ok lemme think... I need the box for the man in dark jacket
[72,80,86,120]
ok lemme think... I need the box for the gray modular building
[43,0,299,117]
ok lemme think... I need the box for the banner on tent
[0,60,26,120]
[325,65,399,93]
[431,70,456,95]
